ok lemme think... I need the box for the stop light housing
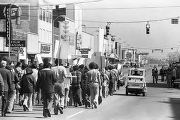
[146,27,150,34]
[106,25,110,35]
[146,22,150,34]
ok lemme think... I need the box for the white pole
[58,21,61,65]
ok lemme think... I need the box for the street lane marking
[67,111,84,119]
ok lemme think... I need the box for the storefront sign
[41,44,50,53]
[80,48,90,55]
[7,40,25,47]
[82,55,88,58]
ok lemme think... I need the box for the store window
[39,8,43,20]
[47,11,52,23]
[43,9,45,21]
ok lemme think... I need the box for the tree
[167,51,180,64]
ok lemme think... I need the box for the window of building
[49,12,52,23]
[43,9,45,21]
[39,8,43,20]
[46,11,48,22]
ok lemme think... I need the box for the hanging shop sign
[6,31,27,47]
[41,44,51,53]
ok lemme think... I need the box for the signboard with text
[6,40,25,47]
[6,31,27,47]
[41,44,51,53]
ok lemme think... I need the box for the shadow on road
[158,98,180,120]
[159,98,180,120]
[146,83,168,88]
[113,93,143,97]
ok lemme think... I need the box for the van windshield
[131,70,143,76]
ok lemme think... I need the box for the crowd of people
[152,65,178,87]
[0,57,123,117]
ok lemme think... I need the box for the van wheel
[142,92,146,96]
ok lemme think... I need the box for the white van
[126,68,147,96]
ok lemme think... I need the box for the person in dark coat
[6,62,19,113]
[0,58,12,117]
[20,67,36,111]
[0,73,4,95]
[80,65,89,106]
[152,65,158,84]
[160,66,165,82]
[71,65,82,107]
[36,58,57,117]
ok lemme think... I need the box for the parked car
[125,68,147,96]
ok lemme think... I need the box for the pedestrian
[71,65,82,107]
[31,63,38,105]
[112,64,118,92]
[19,64,28,106]
[152,65,158,84]
[101,69,109,98]
[51,59,67,115]
[160,66,165,82]
[109,65,116,96]
[20,67,36,111]
[0,58,12,117]
[6,62,19,113]
[94,64,102,105]
[14,62,23,105]
[0,73,4,109]
[172,66,176,87]
[64,66,72,108]
[79,64,89,105]
[36,63,44,105]
[166,67,172,88]
[0,73,4,95]
[36,58,57,117]
[86,62,101,109]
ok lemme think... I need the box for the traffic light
[106,25,110,35]
[146,22,150,34]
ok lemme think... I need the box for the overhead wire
[19,14,180,24]
[14,5,180,10]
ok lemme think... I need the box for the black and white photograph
[0,0,180,120]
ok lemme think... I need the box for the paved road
[1,67,180,120]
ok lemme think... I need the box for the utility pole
[58,21,61,65]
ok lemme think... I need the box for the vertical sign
[5,6,12,47]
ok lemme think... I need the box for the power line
[15,5,180,10]
[20,14,180,24]
[12,0,103,8]
[132,46,179,50]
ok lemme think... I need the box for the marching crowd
[152,65,178,88]
[0,57,122,117]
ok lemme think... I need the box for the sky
[78,0,180,58]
